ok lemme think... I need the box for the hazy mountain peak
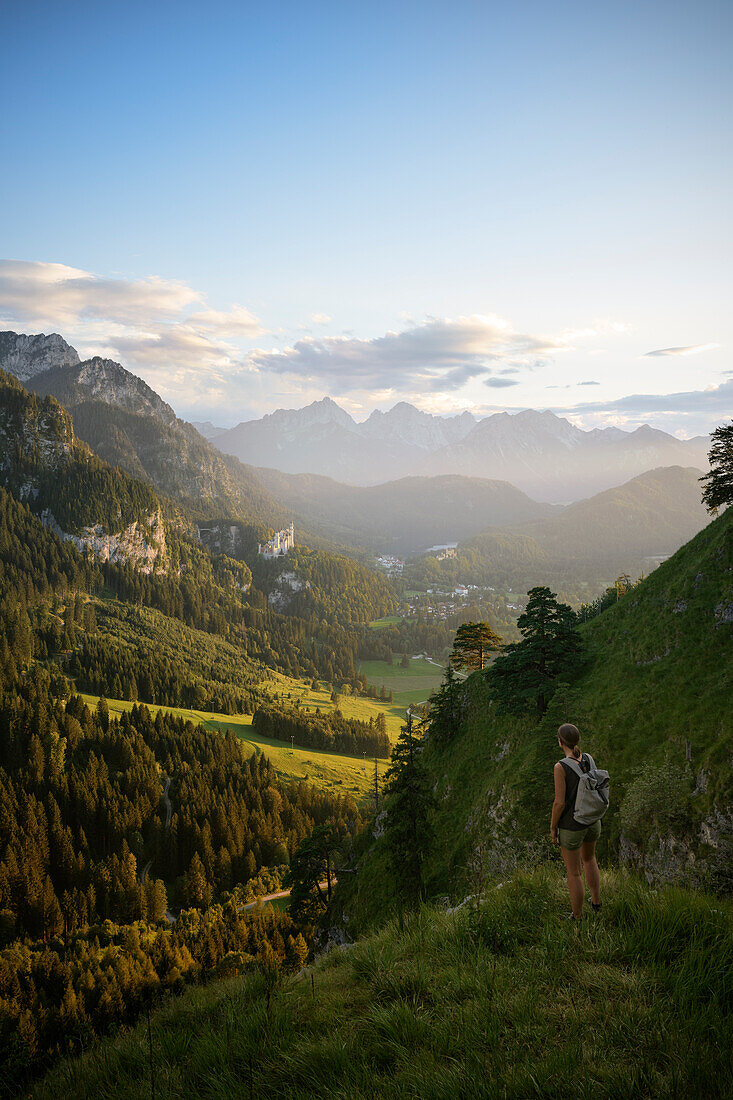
[0,330,80,381]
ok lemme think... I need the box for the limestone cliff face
[0,369,168,573]
[0,331,79,380]
[41,507,168,574]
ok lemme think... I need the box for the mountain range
[214,396,710,501]
[0,331,713,566]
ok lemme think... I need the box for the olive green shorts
[558,820,601,851]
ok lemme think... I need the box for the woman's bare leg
[581,840,600,906]
[560,846,584,917]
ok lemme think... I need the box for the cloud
[552,378,732,436]
[0,259,201,327]
[0,259,266,406]
[310,313,331,325]
[644,343,719,357]
[578,380,600,386]
[248,314,562,394]
[187,305,264,338]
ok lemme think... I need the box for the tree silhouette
[488,586,584,717]
[284,824,339,925]
[700,422,733,514]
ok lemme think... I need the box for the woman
[550,723,602,920]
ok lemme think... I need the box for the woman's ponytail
[558,723,582,758]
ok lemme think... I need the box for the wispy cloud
[644,343,719,357]
[553,379,732,436]
[248,314,562,394]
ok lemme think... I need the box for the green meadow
[357,656,444,706]
[80,686,392,801]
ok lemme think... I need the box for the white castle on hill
[258,522,295,559]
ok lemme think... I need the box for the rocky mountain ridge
[214,396,710,500]
[0,330,80,380]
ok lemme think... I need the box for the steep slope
[0,370,168,570]
[252,468,556,554]
[27,355,178,424]
[17,361,283,535]
[344,505,732,929]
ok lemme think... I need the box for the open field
[80,693,388,800]
[257,672,409,737]
[357,656,444,706]
[368,614,404,629]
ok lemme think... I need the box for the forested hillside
[251,468,555,554]
[0,370,161,540]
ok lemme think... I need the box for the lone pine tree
[700,420,733,514]
[450,621,503,672]
[488,586,584,717]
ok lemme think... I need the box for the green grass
[33,868,733,1100]
[357,657,444,706]
[80,694,387,800]
[341,506,733,931]
[369,614,405,629]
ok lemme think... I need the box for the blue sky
[1,0,731,432]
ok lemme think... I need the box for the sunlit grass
[33,867,733,1100]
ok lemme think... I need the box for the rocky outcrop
[41,507,168,574]
[0,331,79,380]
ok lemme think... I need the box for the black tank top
[558,754,590,830]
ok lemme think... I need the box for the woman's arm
[550,762,566,843]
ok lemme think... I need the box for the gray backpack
[565,754,610,825]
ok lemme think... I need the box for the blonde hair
[558,723,581,760]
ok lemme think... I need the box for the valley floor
[33,868,732,1100]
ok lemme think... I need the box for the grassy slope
[344,506,733,929]
[34,868,732,1100]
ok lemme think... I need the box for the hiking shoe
[566,912,582,921]
[591,901,602,914]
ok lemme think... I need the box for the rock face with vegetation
[0,330,79,380]
[0,370,167,570]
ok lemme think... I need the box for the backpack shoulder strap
[562,757,586,777]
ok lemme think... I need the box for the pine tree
[429,664,463,741]
[284,824,338,925]
[382,710,436,907]
[488,586,584,717]
[700,421,733,514]
[450,621,503,672]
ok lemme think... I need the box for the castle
[258,522,295,559]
